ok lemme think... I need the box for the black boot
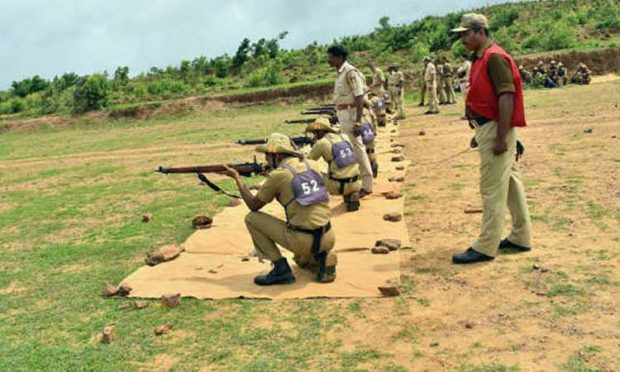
[498,238,531,252]
[254,257,296,285]
[452,248,494,264]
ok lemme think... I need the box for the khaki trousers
[245,211,336,267]
[388,86,405,119]
[426,81,439,112]
[336,108,374,192]
[419,80,427,105]
[445,79,456,103]
[472,121,532,257]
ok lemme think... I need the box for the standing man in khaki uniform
[222,133,337,284]
[423,56,440,115]
[457,55,472,119]
[368,62,386,96]
[451,13,532,264]
[306,118,362,212]
[443,57,457,104]
[327,45,374,197]
[436,58,447,105]
[387,64,406,119]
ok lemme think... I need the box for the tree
[378,16,391,30]
[73,74,109,112]
[113,66,130,86]
[11,75,49,97]
[232,38,251,70]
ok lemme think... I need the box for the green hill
[1,0,618,118]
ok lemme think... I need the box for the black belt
[366,148,375,154]
[329,175,359,194]
[468,115,491,129]
[288,222,331,256]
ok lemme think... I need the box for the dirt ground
[325,75,620,370]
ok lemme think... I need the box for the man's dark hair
[327,45,348,60]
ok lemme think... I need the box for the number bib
[329,135,357,169]
[361,122,375,144]
[376,99,385,109]
[281,160,329,206]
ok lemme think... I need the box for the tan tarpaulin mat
[123,124,410,299]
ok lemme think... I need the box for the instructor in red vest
[451,13,532,264]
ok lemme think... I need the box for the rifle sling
[197,173,241,199]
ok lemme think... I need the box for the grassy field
[1,77,619,371]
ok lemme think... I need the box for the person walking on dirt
[221,133,337,284]
[327,45,374,197]
[423,56,440,115]
[387,64,406,119]
[368,62,386,96]
[451,13,532,264]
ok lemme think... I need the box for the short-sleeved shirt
[457,60,472,82]
[443,63,453,77]
[256,157,331,229]
[333,61,366,105]
[308,133,360,180]
[436,64,445,80]
[372,68,385,88]
[387,71,404,87]
[472,39,515,96]
[424,63,437,83]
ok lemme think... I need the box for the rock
[533,264,541,270]
[584,128,593,134]
[118,302,131,310]
[390,143,405,148]
[540,267,550,273]
[430,341,440,347]
[390,129,396,133]
[383,191,403,200]
[142,213,154,223]
[375,239,401,251]
[383,213,402,222]
[419,130,426,136]
[378,281,401,297]
[465,321,475,329]
[241,257,250,262]
[161,293,181,308]
[145,244,184,266]
[395,166,405,171]
[134,301,149,309]
[371,246,390,254]
[154,324,173,336]
[192,215,213,229]
[391,149,402,154]
[116,283,132,297]
[101,326,116,344]
[464,207,483,214]
[102,283,118,297]
[389,176,405,182]
[208,269,218,274]
[228,199,242,207]
[391,155,405,162]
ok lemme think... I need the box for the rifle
[306,106,335,111]
[284,118,315,124]
[156,157,267,198]
[236,136,314,147]
[301,109,336,115]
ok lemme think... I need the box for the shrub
[489,8,520,31]
[73,74,109,112]
[244,61,283,88]
[410,42,430,63]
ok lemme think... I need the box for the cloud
[0,0,517,88]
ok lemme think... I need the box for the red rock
[142,213,154,223]
[154,324,173,335]
[161,293,181,308]
[383,213,402,222]
[371,246,390,254]
[101,326,116,344]
[192,215,213,229]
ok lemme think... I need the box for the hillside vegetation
[0,0,618,118]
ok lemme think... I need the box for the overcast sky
[0,0,518,89]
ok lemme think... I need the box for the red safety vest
[466,43,526,127]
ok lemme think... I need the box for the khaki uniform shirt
[257,157,331,229]
[443,63,453,77]
[309,133,360,180]
[387,71,404,88]
[333,61,366,105]
[436,63,445,81]
[424,62,437,83]
[371,68,385,91]
[457,60,472,83]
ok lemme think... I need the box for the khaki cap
[255,133,303,157]
[451,13,489,33]
[305,117,338,134]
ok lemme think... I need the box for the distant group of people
[519,60,592,88]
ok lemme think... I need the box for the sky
[0,0,518,89]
